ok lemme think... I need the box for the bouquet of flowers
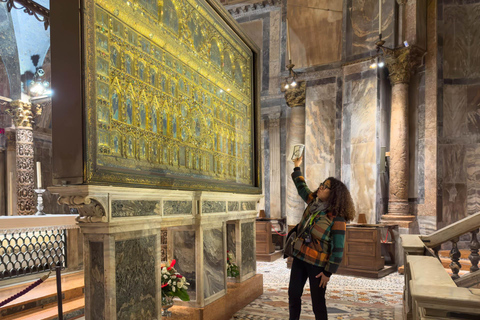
[161,259,190,301]
[227,251,240,278]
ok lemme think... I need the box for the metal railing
[0,215,77,281]
[0,229,66,280]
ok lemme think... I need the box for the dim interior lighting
[378,62,385,68]
[284,84,289,89]
[219,89,223,93]
[404,40,409,47]
[291,81,297,87]
[369,62,377,69]
[226,88,231,92]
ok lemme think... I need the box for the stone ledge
[381,214,416,228]
[167,273,263,320]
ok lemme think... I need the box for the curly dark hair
[323,177,356,222]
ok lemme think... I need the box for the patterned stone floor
[231,259,405,320]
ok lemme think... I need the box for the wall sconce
[280,61,306,108]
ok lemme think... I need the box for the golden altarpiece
[48,0,262,318]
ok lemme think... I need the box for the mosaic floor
[231,259,405,320]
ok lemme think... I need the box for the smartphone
[291,144,305,160]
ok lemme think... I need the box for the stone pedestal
[50,185,262,319]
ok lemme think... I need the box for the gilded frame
[81,0,262,193]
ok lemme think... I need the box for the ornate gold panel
[82,0,258,191]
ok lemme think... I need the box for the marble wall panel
[443,85,468,138]
[342,69,378,214]
[173,230,196,301]
[268,9,281,94]
[442,183,467,226]
[443,3,480,79]
[226,223,236,256]
[288,0,342,68]
[241,222,255,276]
[202,201,226,214]
[466,145,480,216]
[305,83,336,189]
[228,201,239,211]
[350,78,377,144]
[348,0,394,57]
[416,215,437,235]
[342,77,377,223]
[89,242,105,320]
[111,200,160,217]
[240,201,256,211]
[442,145,466,184]
[351,161,376,224]
[115,236,157,320]
[203,228,225,299]
[163,200,192,215]
[467,85,480,135]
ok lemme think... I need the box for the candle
[36,162,42,189]
[378,0,382,36]
[286,18,291,61]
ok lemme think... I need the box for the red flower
[161,283,169,288]
[176,274,183,278]
[167,259,176,271]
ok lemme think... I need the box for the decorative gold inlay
[86,0,255,186]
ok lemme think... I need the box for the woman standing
[288,156,355,320]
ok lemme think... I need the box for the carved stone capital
[58,195,107,223]
[6,100,42,128]
[383,46,424,85]
[281,81,306,108]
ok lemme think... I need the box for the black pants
[288,257,327,320]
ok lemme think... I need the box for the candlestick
[36,161,42,189]
[378,0,382,37]
[34,189,46,216]
[286,18,291,61]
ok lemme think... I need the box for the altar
[48,0,263,318]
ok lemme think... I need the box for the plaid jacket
[291,168,346,275]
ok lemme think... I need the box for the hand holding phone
[291,144,305,161]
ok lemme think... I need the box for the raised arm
[291,157,316,204]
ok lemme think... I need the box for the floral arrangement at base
[161,259,190,301]
[227,251,240,278]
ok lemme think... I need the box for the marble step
[0,270,84,319]
[2,296,84,320]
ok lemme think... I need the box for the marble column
[381,47,419,226]
[268,114,281,219]
[286,106,305,225]
[6,100,42,215]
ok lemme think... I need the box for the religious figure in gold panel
[83,0,256,189]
